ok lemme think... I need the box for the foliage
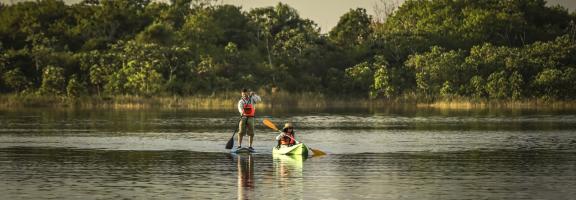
[39,65,65,95]
[66,75,85,97]
[0,0,575,102]
[405,46,467,99]
[2,68,30,92]
[329,8,372,47]
[371,56,395,99]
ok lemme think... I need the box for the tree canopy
[0,0,575,101]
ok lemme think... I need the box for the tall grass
[426,99,576,110]
[2,92,576,110]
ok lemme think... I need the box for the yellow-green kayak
[272,143,309,156]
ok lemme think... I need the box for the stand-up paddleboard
[231,147,255,154]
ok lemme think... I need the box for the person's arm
[250,92,261,103]
[238,100,244,115]
[275,132,285,140]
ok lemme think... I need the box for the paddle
[225,117,244,149]
[262,118,326,156]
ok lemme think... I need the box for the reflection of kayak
[273,154,305,171]
[273,154,306,164]
[272,143,308,157]
[231,147,255,154]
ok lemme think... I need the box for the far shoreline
[2,93,576,111]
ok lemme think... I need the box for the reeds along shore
[0,93,574,110]
[1,92,576,110]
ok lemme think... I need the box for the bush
[39,65,65,95]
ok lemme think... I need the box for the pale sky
[220,0,576,33]
[219,0,392,33]
[2,0,575,33]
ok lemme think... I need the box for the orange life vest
[280,132,295,145]
[242,97,255,117]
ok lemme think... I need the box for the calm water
[1,108,576,199]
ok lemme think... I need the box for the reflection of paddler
[272,154,305,198]
[273,154,305,178]
[236,154,254,200]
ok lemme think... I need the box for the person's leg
[248,117,255,147]
[238,118,246,147]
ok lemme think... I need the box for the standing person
[237,88,261,151]
[275,123,297,148]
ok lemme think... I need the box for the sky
[2,0,575,33]
[219,0,393,33]
[219,0,576,33]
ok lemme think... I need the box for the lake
[1,107,576,199]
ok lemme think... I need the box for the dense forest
[1,0,575,102]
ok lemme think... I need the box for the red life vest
[280,132,295,145]
[242,98,255,117]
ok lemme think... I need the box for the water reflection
[273,154,305,177]
[235,154,254,200]
[1,147,576,199]
[2,108,576,199]
[273,155,306,199]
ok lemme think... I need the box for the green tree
[136,22,176,45]
[465,43,514,78]
[66,75,85,97]
[77,50,117,96]
[380,0,573,50]
[509,71,523,100]
[533,68,562,99]
[439,81,455,99]
[345,61,373,93]
[182,5,255,51]
[105,41,166,95]
[0,0,575,102]
[160,46,194,95]
[486,71,507,99]
[467,75,486,99]
[485,70,525,100]
[563,67,576,99]
[249,3,324,91]
[329,8,372,47]
[370,56,395,98]
[39,65,65,95]
[157,0,192,28]
[405,46,466,98]
[124,60,163,96]
[0,0,69,50]
[532,67,576,100]
[2,68,30,92]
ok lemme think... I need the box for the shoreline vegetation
[1,1,576,107]
[2,92,576,110]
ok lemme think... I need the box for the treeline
[0,0,575,101]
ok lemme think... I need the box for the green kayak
[272,143,309,156]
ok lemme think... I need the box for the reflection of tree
[236,154,254,200]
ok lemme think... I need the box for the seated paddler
[275,123,297,148]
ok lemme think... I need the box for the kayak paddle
[263,118,326,156]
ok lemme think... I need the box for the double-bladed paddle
[263,118,326,156]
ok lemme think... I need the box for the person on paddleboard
[275,123,297,148]
[237,88,261,151]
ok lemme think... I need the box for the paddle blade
[310,148,326,156]
[225,136,234,149]
[262,118,279,131]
